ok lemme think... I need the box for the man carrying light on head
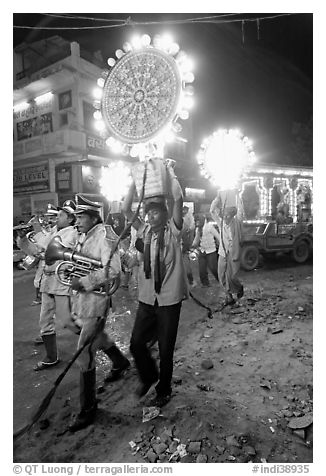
[210,194,244,306]
[122,163,189,408]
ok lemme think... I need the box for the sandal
[149,393,172,408]
[33,359,60,371]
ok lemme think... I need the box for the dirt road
[13,257,313,463]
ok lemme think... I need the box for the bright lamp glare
[100,164,132,202]
[111,141,123,154]
[93,111,102,120]
[94,120,105,132]
[93,87,103,100]
[107,57,116,67]
[153,35,162,49]
[131,36,142,49]
[179,57,194,73]
[141,34,151,46]
[35,92,53,104]
[183,71,195,83]
[161,34,173,50]
[97,78,105,88]
[123,42,132,53]
[183,96,194,109]
[115,49,124,59]
[201,131,255,190]
[130,145,139,158]
[168,42,180,55]
[14,101,29,112]
[179,110,189,120]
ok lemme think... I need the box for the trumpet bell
[45,236,69,265]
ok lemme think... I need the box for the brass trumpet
[45,236,120,296]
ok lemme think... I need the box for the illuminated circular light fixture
[197,128,257,190]
[94,33,195,158]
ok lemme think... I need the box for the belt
[44,271,55,276]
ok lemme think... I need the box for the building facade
[13,36,130,223]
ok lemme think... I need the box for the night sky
[13,13,313,166]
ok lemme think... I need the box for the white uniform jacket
[72,224,121,319]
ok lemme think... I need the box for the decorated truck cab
[240,221,313,271]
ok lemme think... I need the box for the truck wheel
[292,239,310,263]
[240,245,259,271]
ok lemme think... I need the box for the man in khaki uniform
[68,195,129,432]
[34,200,79,370]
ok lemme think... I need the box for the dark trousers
[130,300,182,396]
[198,250,219,285]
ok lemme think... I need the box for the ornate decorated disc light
[93,34,194,158]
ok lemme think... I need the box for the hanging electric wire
[13,13,296,30]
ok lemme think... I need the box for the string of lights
[13,13,296,31]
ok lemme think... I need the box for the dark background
[13,13,313,166]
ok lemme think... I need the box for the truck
[240,221,313,271]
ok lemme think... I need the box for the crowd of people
[14,167,245,432]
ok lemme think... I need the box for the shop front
[239,165,313,223]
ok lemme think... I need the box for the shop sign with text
[87,134,110,157]
[55,165,72,192]
[14,164,50,193]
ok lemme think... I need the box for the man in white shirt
[191,214,220,287]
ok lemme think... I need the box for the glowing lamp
[94,120,105,132]
[35,92,53,104]
[183,72,195,83]
[93,99,101,109]
[130,145,139,158]
[93,88,103,100]
[100,162,132,202]
[197,128,257,191]
[184,85,195,96]
[107,58,116,67]
[97,78,105,88]
[168,43,180,56]
[123,42,132,53]
[93,111,102,120]
[153,35,162,49]
[105,137,115,147]
[13,101,29,112]
[179,110,189,120]
[161,34,173,51]
[179,57,194,73]
[115,49,124,59]
[183,96,194,109]
[172,122,182,134]
[131,36,142,49]
[141,34,151,47]
[111,140,123,154]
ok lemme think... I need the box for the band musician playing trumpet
[66,195,130,432]
[34,200,79,370]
